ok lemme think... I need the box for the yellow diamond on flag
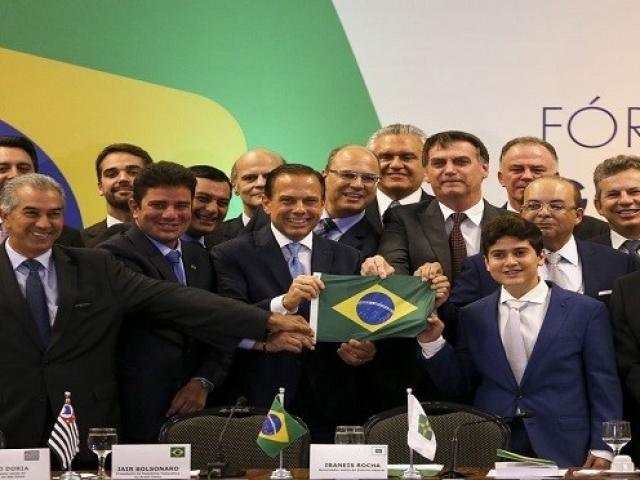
[258,410,290,443]
[331,284,418,333]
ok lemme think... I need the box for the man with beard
[82,143,153,247]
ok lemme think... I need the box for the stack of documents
[489,450,563,478]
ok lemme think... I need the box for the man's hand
[417,313,445,344]
[166,379,208,416]
[413,262,444,281]
[264,332,315,353]
[282,275,324,311]
[430,274,450,307]
[337,339,377,366]
[361,255,394,278]
[266,313,313,336]
[582,453,610,469]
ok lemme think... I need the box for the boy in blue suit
[418,215,622,467]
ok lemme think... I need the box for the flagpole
[57,392,81,480]
[270,387,293,480]
[402,388,421,480]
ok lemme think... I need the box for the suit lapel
[0,244,44,350]
[255,226,292,293]
[49,246,78,351]
[311,235,334,273]
[128,227,177,281]
[418,201,452,279]
[576,240,597,297]
[480,292,519,385]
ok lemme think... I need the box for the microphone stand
[207,397,248,478]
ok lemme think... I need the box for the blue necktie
[285,243,305,278]
[313,218,339,238]
[165,250,186,285]
[23,259,51,347]
[622,239,640,257]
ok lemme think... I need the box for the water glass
[87,427,118,479]
[603,420,631,457]
[334,425,365,444]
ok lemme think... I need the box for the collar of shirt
[320,210,365,234]
[610,229,635,250]
[180,233,206,247]
[145,235,183,257]
[241,212,252,227]
[543,235,579,267]
[5,240,54,273]
[439,198,485,226]
[376,187,424,216]
[500,277,549,304]
[270,223,314,252]
[106,214,124,228]
[505,202,519,213]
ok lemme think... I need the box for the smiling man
[82,143,153,247]
[418,215,622,468]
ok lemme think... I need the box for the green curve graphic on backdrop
[0,1,379,217]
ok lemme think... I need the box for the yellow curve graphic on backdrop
[0,47,245,226]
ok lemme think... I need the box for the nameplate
[112,445,190,479]
[0,449,49,480]
[309,444,387,479]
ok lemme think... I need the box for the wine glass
[87,428,118,479]
[334,425,365,444]
[603,421,631,457]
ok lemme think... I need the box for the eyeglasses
[521,201,578,213]
[326,169,380,185]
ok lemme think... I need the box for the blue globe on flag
[261,414,283,436]
[356,292,395,325]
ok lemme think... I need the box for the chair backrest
[158,405,310,470]
[364,401,510,467]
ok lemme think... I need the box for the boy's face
[484,235,544,298]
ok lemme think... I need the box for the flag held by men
[310,274,435,341]
[48,391,80,469]
[407,393,437,460]
[256,395,306,457]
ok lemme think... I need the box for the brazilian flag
[256,395,306,457]
[310,274,435,341]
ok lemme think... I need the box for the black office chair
[364,401,510,467]
[158,405,310,471]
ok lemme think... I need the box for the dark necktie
[23,259,51,347]
[313,218,339,238]
[622,239,640,257]
[388,200,401,210]
[449,212,467,277]
[285,243,305,278]
[165,250,186,285]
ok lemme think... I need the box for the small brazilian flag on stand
[257,395,307,457]
[310,274,435,341]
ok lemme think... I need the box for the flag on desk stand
[257,389,306,457]
[48,392,80,469]
[407,391,436,460]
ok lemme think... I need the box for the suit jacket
[0,244,269,461]
[425,284,622,467]
[82,219,108,247]
[57,225,84,248]
[378,198,506,280]
[208,207,270,248]
[338,216,380,259]
[450,239,637,309]
[212,225,364,426]
[99,225,234,442]
[364,190,433,236]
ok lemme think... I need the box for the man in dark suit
[0,173,311,462]
[209,148,283,246]
[0,135,84,247]
[99,161,235,443]
[451,176,636,309]
[181,165,232,249]
[316,145,380,258]
[364,124,433,234]
[591,155,640,259]
[82,143,153,247]
[213,164,374,442]
[420,215,622,468]
[497,136,608,240]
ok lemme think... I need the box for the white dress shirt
[439,199,485,256]
[376,187,424,218]
[540,235,583,293]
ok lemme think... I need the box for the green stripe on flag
[256,395,306,457]
[312,274,435,341]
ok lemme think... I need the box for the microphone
[207,397,248,478]
[442,411,532,479]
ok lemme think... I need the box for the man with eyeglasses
[364,124,434,234]
[450,176,636,309]
[318,145,381,258]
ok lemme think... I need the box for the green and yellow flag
[310,274,435,341]
[256,395,306,457]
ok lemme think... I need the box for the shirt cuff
[238,339,256,350]
[590,449,613,462]
[190,377,214,392]
[418,335,446,359]
[270,295,298,314]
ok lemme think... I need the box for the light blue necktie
[23,259,51,348]
[285,243,305,278]
[165,250,186,285]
